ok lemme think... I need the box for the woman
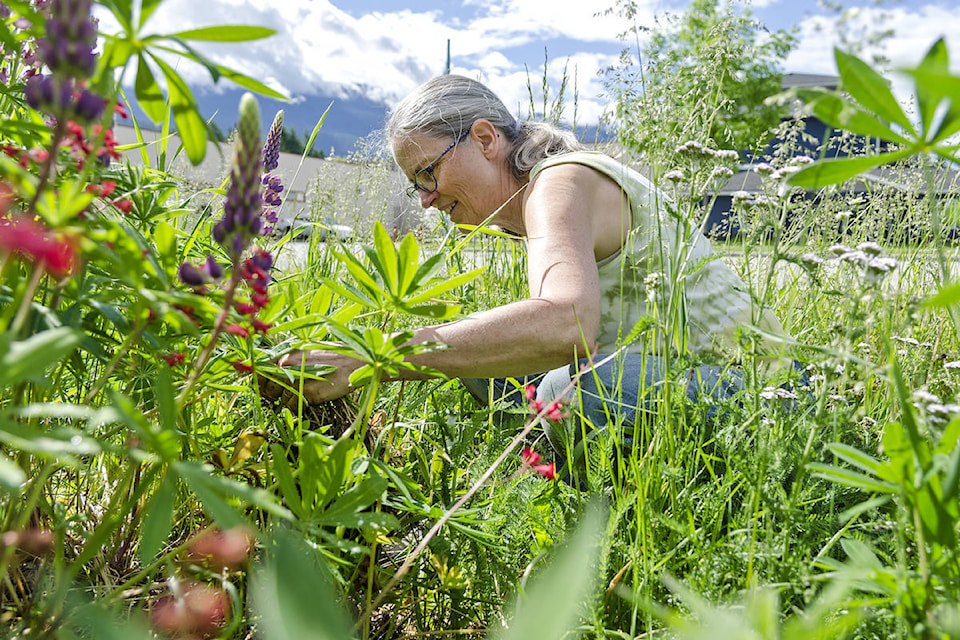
[269,75,793,453]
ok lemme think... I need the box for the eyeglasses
[405,128,471,199]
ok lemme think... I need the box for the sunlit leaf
[152,55,207,164]
[835,48,914,135]
[0,327,81,387]
[491,499,606,640]
[787,149,912,188]
[169,25,276,42]
[138,472,176,565]
[0,455,25,495]
[134,55,166,122]
[251,527,355,640]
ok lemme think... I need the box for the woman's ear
[470,119,501,158]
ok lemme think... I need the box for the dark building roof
[781,73,841,90]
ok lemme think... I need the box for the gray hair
[386,75,583,183]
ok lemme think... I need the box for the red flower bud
[229,360,254,374]
[163,352,186,367]
[225,324,249,338]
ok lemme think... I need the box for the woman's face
[392,122,520,232]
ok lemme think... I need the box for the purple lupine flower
[213,93,262,260]
[37,0,98,79]
[257,111,284,235]
[261,110,283,172]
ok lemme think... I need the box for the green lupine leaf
[321,276,379,310]
[396,232,422,296]
[913,38,950,139]
[372,222,399,293]
[138,472,176,565]
[0,455,25,495]
[403,268,484,307]
[787,149,913,188]
[925,282,960,308]
[827,443,885,478]
[152,55,207,164]
[0,327,81,387]
[251,527,355,640]
[98,0,134,34]
[0,422,101,461]
[169,25,276,42]
[836,48,914,134]
[270,444,306,519]
[315,475,388,525]
[907,69,960,144]
[807,463,899,493]
[493,499,606,640]
[213,65,288,100]
[174,461,292,526]
[401,301,462,320]
[803,91,910,144]
[139,0,164,29]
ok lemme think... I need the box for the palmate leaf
[835,48,915,135]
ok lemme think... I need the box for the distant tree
[208,121,228,142]
[278,125,324,158]
[605,0,795,160]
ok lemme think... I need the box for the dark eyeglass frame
[405,127,471,199]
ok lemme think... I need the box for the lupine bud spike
[262,110,283,172]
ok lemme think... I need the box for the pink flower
[520,447,556,480]
[0,214,77,278]
[251,319,271,334]
[524,384,566,423]
[234,302,256,315]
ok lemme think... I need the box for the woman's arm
[274,163,626,403]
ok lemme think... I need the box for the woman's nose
[419,189,439,209]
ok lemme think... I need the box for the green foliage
[607,0,795,158]
[3,1,960,638]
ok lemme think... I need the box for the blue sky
[97,0,960,129]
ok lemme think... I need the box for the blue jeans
[462,354,751,452]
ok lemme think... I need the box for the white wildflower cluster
[752,156,815,182]
[827,242,898,284]
[644,271,664,303]
[944,360,960,370]
[912,389,960,426]
[675,141,740,163]
[710,166,735,181]
[799,253,824,270]
[663,169,685,182]
[760,386,798,401]
[892,335,932,348]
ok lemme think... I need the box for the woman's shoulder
[529,150,621,177]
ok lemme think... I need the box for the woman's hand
[260,349,360,406]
